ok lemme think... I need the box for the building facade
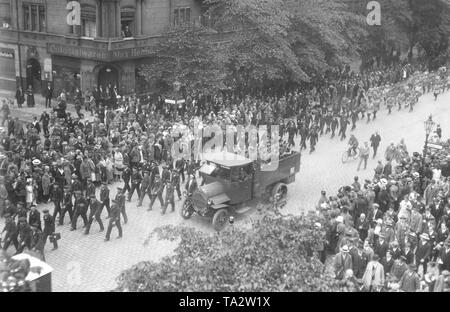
[0,0,217,98]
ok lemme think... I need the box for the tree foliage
[136,26,227,95]
[115,208,350,292]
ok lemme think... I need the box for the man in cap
[333,244,353,280]
[70,191,88,231]
[52,183,64,224]
[1,213,18,252]
[162,181,175,215]
[137,170,151,207]
[416,233,432,275]
[161,164,171,185]
[85,194,104,235]
[148,175,164,211]
[17,217,32,253]
[374,233,389,259]
[104,199,122,242]
[128,167,142,202]
[171,168,181,200]
[86,178,96,199]
[30,222,45,261]
[61,185,73,225]
[99,181,110,217]
[115,187,127,224]
[42,209,57,250]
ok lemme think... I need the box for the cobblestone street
[1,89,450,292]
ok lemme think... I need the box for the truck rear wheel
[180,198,194,219]
[212,209,229,231]
[272,183,287,202]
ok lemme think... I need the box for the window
[23,3,46,32]
[81,5,96,37]
[174,7,191,26]
[0,3,11,29]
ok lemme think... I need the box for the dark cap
[90,194,96,199]
[111,199,118,204]
[117,187,123,191]
[43,209,49,213]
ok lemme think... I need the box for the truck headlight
[207,200,213,206]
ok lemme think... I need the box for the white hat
[336,216,344,223]
[341,245,349,252]
[32,159,41,165]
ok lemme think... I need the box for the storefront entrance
[98,66,119,89]
[26,58,41,93]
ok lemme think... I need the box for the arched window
[81,4,96,37]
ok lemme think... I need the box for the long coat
[361,260,385,289]
[41,173,51,196]
[399,270,420,292]
[333,252,353,280]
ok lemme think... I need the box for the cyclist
[348,134,359,157]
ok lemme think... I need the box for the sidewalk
[0,90,86,123]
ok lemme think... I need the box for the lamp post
[421,115,436,192]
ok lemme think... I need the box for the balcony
[0,28,236,62]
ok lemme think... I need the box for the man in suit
[349,240,368,279]
[39,111,50,136]
[438,238,450,271]
[415,233,432,275]
[42,209,57,250]
[44,83,53,108]
[1,214,19,252]
[104,199,122,242]
[374,233,389,258]
[333,244,353,280]
[369,131,381,158]
[368,203,383,227]
[28,205,41,231]
[162,182,175,215]
[148,175,164,211]
[138,171,151,207]
[100,182,110,217]
[115,187,127,224]
[61,186,73,225]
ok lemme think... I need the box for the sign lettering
[67,1,81,26]
[47,44,156,61]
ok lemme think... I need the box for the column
[135,0,142,36]
[102,1,108,37]
[96,0,102,37]
[116,0,121,37]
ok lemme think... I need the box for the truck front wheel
[212,209,229,231]
[180,198,194,219]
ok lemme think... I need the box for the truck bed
[253,151,301,198]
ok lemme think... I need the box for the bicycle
[342,147,360,163]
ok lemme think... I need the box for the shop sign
[0,48,14,59]
[47,44,156,61]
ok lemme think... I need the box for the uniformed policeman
[70,191,88,231]
[17,217,32,253]
[52,183,64,223]
[138,171,151,207]
[100,181,110,217]
[171,169,181,200]
[42,209,58,250]
[16,202,28,220]
[115,187,127,224]
[161,164,171,184]
[148,175,164,211]
[61,185,73,225]
[85,194,104,235]
[1,213,19,252]
[30,222,45,261]
[104,199,122,242]
[162,182,175,214]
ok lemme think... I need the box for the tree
[115,206,353,292]
[136,26,227,95]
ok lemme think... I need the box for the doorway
[26,58,41,93]
[98,65,119,90]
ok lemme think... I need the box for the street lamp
[421,115,436,191]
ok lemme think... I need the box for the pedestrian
[15,85,25,108]
[1,213,19,253]
[333,244,353,280]
[44,82,53,108]
[148,175,164,211]
[361,254,385,291]
[370,132,381,158]
[70,191,88,231]
[60,186,73,226]
[357,142,370,171]
[104,199,122,242]
[115,187,127,224]
[162,182,175,214]
[26,85,35,108]
[42,209,58,250]
[85,195,104,235]
[100,181,110,217]
[398,264,421,292]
